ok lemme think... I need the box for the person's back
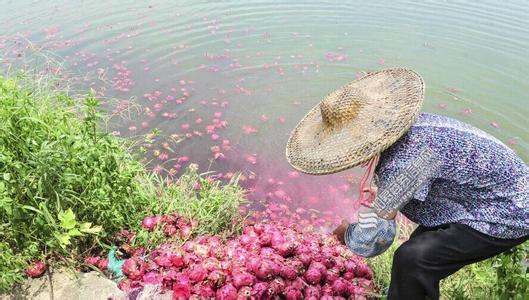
[375,112,529,238]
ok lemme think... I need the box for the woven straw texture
[286,68,425,175]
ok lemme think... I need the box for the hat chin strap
[357,155,379,207]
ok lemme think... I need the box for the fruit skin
[122,257,146,280]
[187,263,207,283]
[142,216,156,231]
[303,267,322,285]
[109,213,377,298]
[24,260,46,278]
[284,286,303,300]
[231,270,255,289]
[84,256,100,267]
[97,258,109,271]
[172,282,191,299]
[216,283,237,300]
[142,271,163,285]
[279,264,297,280]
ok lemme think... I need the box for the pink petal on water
[211,134,220,140]
[195,118,203,124]
[128,126,137,131]
[214,112,222,118]
[141,121,149,128]
[181,123,191,130]
[377,58,385,65]
[153,165,163,174]
[178,156,190,163]
[260,114,269,122]
[242,125,258,135]
[462,108,472,115]
[179,80,186,86]
[245,154,257,165]
[490,121,500,128]
[278,116,286,123]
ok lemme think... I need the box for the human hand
[332,220,350,245]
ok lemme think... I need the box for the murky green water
[1,1,528,217]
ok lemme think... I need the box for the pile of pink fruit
[80,203,377,300]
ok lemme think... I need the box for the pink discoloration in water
[245,154,257,165]
[287,171,300,179]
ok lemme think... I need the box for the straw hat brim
[286,68,424,175]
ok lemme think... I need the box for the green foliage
[0,74,247,291]
[0,242,37,292]
[132,167,247,249]
[368,222,529,299]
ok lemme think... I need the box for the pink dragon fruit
[25,260,46,278]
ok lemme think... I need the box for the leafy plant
[0,74,247,291]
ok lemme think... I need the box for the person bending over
[285,68,528,300]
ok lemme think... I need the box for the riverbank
[0,73,527,299]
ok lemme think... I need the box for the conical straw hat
[286,68,424,175]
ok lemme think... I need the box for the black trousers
[388,223,528,300]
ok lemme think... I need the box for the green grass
[368,221,529,299]
[0,73,246,291]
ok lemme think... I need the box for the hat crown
[320,87,366,126]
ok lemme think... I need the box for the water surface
[1,0,528,221]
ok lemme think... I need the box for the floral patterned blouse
[374,112,529,239]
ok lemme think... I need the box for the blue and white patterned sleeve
[373,147,442,218]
